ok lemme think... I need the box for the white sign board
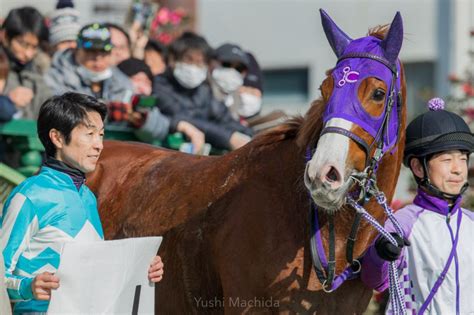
[0,255,11,315]
[48,237,162,315]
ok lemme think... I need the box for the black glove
[375,232,410,262]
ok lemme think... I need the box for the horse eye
[372,89,386,101]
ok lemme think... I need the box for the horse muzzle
[304,163,354,211]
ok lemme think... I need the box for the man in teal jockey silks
[0,92,164,314]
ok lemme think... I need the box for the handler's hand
[375,232,410,262]
[31,272,60,300]
[148,256,164,283]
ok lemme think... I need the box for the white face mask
[77,65,113,83]
[239,92,262,117]
[173,62,208,89]
[212,67,243,94]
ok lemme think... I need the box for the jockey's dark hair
[2,7,48,42]
[37,93,107,157]
[167,31,213,64]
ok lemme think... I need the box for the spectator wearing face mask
[210,43,249,121]
[44,23,133,103]
[152,32,253,150]
[239,52,286,132]
[238,52,264,118]
[0,7,52,119]
[115,57,205,153]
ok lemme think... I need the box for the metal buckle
[351,259,362,274]
[322,280,334,293]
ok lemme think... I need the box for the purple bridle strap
[320,126,370,157]
[418,208,462,314]
[338,52,398,74]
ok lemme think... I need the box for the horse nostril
[326,166,340,183]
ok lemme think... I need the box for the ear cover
[381,12,404,65]
[320,9,352,58]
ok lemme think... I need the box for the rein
[307,160,407,313]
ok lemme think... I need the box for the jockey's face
[412,150,469,196]
[428,151,469,196]
[53,111,104,173]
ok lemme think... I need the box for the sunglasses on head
[222,62,246,73]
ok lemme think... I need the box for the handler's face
[55,111,104,173]
[427,150,469,195]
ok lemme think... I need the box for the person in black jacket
[152,32,253,150]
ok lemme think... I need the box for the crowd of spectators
[0,1,270,155]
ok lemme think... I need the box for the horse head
[304,10,404,211]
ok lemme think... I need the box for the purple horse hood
[324,38,402,152]
[320,9,403,153]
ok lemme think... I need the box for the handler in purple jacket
[360,98,474,314]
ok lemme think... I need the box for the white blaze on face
[307,118,353,184]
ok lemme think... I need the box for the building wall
[197,0,439,115]
[451,0,474,95]
[0,0,130,26]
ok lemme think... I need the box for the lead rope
[347,191,406,315]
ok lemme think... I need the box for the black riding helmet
[404,98,474,199]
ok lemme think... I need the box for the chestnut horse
[87,11,407,314]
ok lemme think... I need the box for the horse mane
[367,24,390,40]
[253,24,391,150]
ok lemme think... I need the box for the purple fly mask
[320,9,403,162]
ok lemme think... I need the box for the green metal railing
[0,162,26,204]
[0,119,186,177]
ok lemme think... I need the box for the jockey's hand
[148,256,164,283]
[375,232,410,262]
[31,272,60,300]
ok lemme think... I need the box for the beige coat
[3,64,52,120]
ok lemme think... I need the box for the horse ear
[381,12,403,65]
[320,9,352,58]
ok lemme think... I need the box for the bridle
[308,52,402,292]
